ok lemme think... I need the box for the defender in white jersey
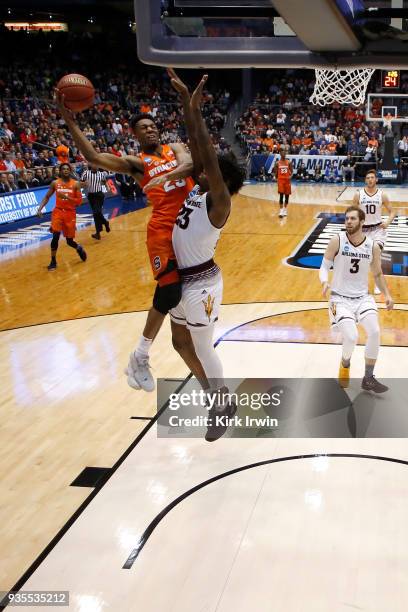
[352,169,395,293]
[320,205,393,392]
[167,68,245,442]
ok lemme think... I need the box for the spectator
[296,162,309,182]
[44,167,55,185]
[31,168,45,187]
[324,162,341,183]
[313,166,323,182]
[34,150,48,167]
[397,135,408,159]
[7,172,18,191]
[341,154,356,183]
[0,172,11,193]
[17,169,30,190]
[26,170,36,188]
[13,152,25,170]
[276,110,287,126]
[4,153,16,172]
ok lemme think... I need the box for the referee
[81,164,111,240]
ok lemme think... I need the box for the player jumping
[167,68,245,441]
[55,90,206,392]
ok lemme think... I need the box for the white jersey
[172,186,222,270]
[331,231,374,298]
[358,188,383,226]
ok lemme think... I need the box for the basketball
[56,74,95,112]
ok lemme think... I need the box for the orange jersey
[277,159,292,180]
[139,144,195,233]
[55,178,81,210]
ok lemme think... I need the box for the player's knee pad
[153,282,181,315]
[51,232,60,250]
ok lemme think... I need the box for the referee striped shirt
[81,169,108,193]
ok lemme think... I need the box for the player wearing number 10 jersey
[352,169,396,294]
[353,169,395,248]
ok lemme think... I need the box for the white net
[310,68,375,106]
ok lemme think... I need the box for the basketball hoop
[310,68,375,107]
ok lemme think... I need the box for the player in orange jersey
[37,162,87,270]
[274,149,293,218]
[55,89,207,392]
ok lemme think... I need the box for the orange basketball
[56,74,95,112]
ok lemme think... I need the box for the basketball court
[1,1,408,610]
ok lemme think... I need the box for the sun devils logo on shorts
[330,303,337,317]
[153,255,161,270]
[202,294,215,322]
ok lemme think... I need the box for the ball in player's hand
[56,74,95,112]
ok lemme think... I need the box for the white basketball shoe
[125,351,155,392]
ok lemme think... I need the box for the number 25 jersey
[331,232,374,298]
[138,144,195,234]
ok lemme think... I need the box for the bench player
[352,169,396,294]
[55,90,204,392]
[319,205,393,392]
[37,162,87,270]
[167,69,245,441]
[274,149,293,218]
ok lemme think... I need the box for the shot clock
[382,70,400,90]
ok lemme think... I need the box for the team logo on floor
[286,213,408,277]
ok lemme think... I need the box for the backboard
[366,92,408,122]
[134,0,408,69]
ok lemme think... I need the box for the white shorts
[170,272,223,330]
[363,225,387,248]
[329,294,378,329]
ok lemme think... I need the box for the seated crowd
[236,71,384,171]
[0,30,230,194]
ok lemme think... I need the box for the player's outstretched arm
[319,235,339,297]
[382,193,396,228]
[352,191,359,207]
[190,75,231,228]
[37,181,56,217]
[167,68,203,179]
[371,243,394,310]
[55,89,143,179]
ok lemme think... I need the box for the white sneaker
[283,208,288,217]
[374,286,381,295]
[278,209,284,218]
[125,351,155,392]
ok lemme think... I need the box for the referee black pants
[88,192,106,233]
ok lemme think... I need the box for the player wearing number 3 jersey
[319,205,393,393]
